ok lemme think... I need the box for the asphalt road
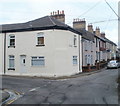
[2,69,119,104]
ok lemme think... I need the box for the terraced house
[0,10,117,77]
[0,11,83,77]
[71,16,117,71]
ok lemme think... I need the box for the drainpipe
[81,36,83,72]
[78,35,80,71]
[4,33,6,74]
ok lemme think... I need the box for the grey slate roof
[104,37,117,46]
[1,16,82,36]
[75,28,94,41]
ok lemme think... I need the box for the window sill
[31,65,45,67]
[74,46,77,47]
[8,68,15,70]
[36,44,45,47]
[73,64,78,66]
[8,46,15,48]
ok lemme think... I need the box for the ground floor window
[31,56,45,66]
[85,55,87,65]
[8,55,15,69]
[73,56,78,65]
[85,55,93,65]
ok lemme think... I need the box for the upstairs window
[9,35,15,48]
[36,32,44,46]
[85,40,89,51]
[73,35,77,47]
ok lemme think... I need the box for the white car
[107,60,120,69]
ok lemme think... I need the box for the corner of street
[2,68,119,105]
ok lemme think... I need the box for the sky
[0,0,119,46]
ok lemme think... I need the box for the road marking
[29,87,41,92]
[2,89,21,106]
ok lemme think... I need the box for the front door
[20,55,26,74]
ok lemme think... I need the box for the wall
[53,30,82,76]
[5,29,82,77]
[82,39,95,66]
[93,37,100,63]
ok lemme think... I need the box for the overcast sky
[0,0,119,45]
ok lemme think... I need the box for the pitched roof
[1,16,82,35]
[104,37,117,46]
[75,29,94,41]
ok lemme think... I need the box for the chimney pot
[73,18,86,30]
[50,10,65,23]
[95,26,100,36]
[62,10,64,14]
[58,10,59,14]
[51,12,52,15]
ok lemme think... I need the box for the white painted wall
[82,39,95,66]
[5,29,82,77]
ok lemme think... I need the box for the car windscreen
[109,61,116,64]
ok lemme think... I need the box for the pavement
[0,89,10,103]
[1,68,106,103]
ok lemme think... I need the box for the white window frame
[36,32,44,46]
[31,56,45,66]
[8,55,15,69]
[9,34,15,47]
[73,56,78,65]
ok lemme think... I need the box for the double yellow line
[3,89,21,106]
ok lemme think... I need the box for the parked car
[107,60,120,69]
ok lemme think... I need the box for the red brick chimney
[50,10,65,23]
[73,18,86,30]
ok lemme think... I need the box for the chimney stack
[88,24,93,33]
[50,10,65,23]
[101,32,105,38]
[73,18,86,30]
[95,27,100,36]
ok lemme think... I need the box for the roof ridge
[48,16,56,26]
